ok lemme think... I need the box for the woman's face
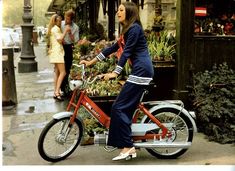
[55,16,62,27]
[117,4,126,24]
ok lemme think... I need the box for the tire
[38,117,83,162]
[143,107,194,159]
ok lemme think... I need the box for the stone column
[18,0,38,73]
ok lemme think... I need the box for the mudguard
[53,111,74,120]
[141,103,197,133]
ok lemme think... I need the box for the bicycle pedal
[104,146,117,153]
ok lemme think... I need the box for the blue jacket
[96,23,154,85]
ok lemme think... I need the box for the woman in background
[47,14,70,101]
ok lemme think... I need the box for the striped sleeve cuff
[96,53,106,61]
[113,65,123,75]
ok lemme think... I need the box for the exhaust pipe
[94,132,191,149]
[134,142,192,148]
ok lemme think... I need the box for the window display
[194,0,235,35]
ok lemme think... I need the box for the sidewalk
[2,43,235,166]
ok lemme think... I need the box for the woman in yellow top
[47,14,71,101]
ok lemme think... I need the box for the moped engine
[94,132,108,145]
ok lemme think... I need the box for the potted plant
[147,30,176,66]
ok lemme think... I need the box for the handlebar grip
[72,63,85,69]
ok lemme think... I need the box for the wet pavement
[1,43,235,168]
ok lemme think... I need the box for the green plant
[147,30,176,61]
[74,38,92,56]
[189,62,235,144]
[78,107,107,144]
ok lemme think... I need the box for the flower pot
[152,59,175,68]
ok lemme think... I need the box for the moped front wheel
[143,108,194,159]
[38,117,83,162]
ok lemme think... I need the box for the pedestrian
[47,14,70,101]
[39,29,42,41]
[61,9,80,97]
[80,2,154,161]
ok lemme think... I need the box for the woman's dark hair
[121,2,142,34]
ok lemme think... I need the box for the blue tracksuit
[96,23,154,148]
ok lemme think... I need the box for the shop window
[194,0,235,35]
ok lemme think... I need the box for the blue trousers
[107,82,146,148]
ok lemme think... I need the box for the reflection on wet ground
[14,121,49,132]
[3,49,69,135]
[5,99,68,115]
[3,101,62,114]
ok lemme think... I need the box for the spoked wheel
[143,108,194,159]
[38,117,83,162]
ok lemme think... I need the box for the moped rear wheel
[38,117,83,162]
[143,108,194,159]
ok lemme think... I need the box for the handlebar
[72,63,85,80]
[71,63,102,85]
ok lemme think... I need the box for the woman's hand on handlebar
[79,57,98,67]
[79,60,92,67]
[99,72,118,81]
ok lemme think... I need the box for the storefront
[174,0,235,106]
[194,0,235,35]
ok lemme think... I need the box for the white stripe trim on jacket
[127,75,152,85]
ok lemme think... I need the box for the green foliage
[147,30,176,61]
[73,39,93,56]
[78,22,106,42]
[78,107,107,137]
[72,39,132,97]
[190,63,235,144]
[76,43,92,56]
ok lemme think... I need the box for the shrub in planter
[189,63,235,144]
[147,30,176,62]
[78,108,107,145]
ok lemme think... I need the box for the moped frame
[66,88,170,141]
